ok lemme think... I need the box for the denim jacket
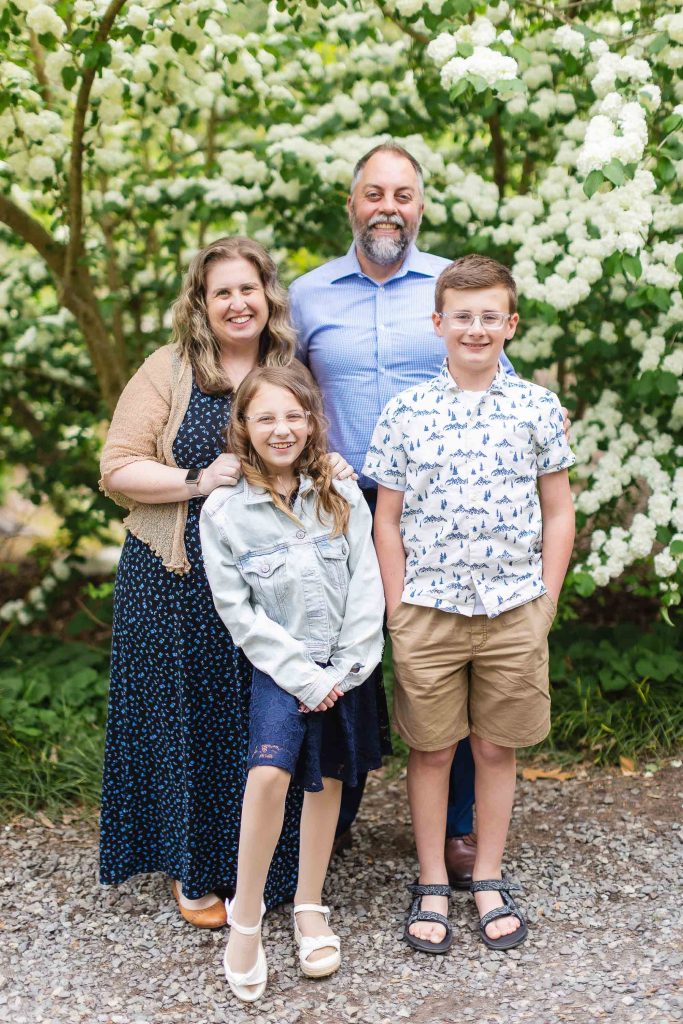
[199,476,385,711]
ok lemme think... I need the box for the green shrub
[0,633,109,815]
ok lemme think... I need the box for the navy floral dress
[99,382,303,904]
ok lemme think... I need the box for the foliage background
[0,0,681,810]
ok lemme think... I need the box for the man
[289,141,515,888]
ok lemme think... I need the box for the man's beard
[349,208,418,267]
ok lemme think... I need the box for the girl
[199,363,389,1002]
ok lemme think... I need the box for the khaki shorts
[388,595,556,751]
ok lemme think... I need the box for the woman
[99,237,349,927]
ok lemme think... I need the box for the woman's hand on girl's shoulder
[198,453,242,495]
[327,452,357,481]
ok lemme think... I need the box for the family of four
[100,142,575,1003]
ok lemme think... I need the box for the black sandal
[403,882,453,955]
[470,879,528,951]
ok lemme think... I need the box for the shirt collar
[329,242,437,284]
[438,359,510,396]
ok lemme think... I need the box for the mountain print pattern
[363,361,575,619]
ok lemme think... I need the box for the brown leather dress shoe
[444,833,477,889]
[171,880,227,929]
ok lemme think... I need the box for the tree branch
[487,111,507,193]
[0,193,65,277]
[64,0,127,286]
[29,30,53,105]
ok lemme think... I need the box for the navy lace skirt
[248,664,392,792]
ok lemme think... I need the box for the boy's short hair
[435,254,518,315]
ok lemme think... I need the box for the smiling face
[205,256,269,354]
[244,382,313,485]
[347,151,424,271]
[434,285,519,390]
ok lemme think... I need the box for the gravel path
[1,764,681,1024]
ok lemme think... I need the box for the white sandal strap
[299,933,341,957]
[226,897,266,935]
[293,903,330,918]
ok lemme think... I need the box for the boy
[364,254,575,953]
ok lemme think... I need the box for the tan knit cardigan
[99,344,196,575]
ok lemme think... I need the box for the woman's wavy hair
[228,363,350,536]
[171,237,296,393]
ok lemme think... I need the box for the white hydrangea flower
[395,0,423,17]
[553,25,586,58]
[26,4,66,39]
[126,4,149,30]
[427,32,457,67]
[441,47,518,89]
[27,154,56,181]
[654,549,678,578]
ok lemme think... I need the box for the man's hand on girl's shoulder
[328,452,358,481]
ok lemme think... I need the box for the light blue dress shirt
[290,243,515,488]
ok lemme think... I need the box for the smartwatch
[185,467,203,488]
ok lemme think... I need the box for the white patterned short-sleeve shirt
[363,361,575,618]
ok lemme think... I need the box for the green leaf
[621,254,642,280]
[661,113,683,135]
[671,540,683,556]
[602,159,626,187]
[657,371,678,396]
[656,156,676,184]
[468,74,489,94]
[61,66,77,90]
[449,80,469,101]
[648,32,668,55]
[676,252,683,278]
[648,286,672,313]
[510,43,531,70]
[573,573,596,598]
[494,78,525,94]
[457,42,474,58]
[583,169,604,198]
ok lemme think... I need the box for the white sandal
[293,903,341,979]
[223,897,268,1002]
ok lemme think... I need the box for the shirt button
[296,530,306,539]
[260,563,270,573]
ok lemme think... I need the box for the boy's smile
[433,285,519,391]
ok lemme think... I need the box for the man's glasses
[437,311,511,330]
[244,411,310,430]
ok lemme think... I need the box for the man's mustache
[366,213,406,229]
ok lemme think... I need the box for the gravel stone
[1,765,681,1024]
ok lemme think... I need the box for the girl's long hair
[171,237,296,393]
[228,364,350,536]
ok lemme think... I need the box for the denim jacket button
[296,530,306,539]
[260,563,270,573]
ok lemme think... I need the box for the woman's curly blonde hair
[171,237,296,393]
[228,364,350,537]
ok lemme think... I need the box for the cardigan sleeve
[99,347,174,509]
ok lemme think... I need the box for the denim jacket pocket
[239,546,289,622]
[315,534,350,593]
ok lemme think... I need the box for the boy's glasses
[437,311,511,330]
[244,411,310,430]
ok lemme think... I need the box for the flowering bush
[0,0,681,625]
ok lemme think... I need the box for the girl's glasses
[438,311,511,330]
[244,411,310,430]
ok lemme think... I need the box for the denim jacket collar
[243,475,315,506]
